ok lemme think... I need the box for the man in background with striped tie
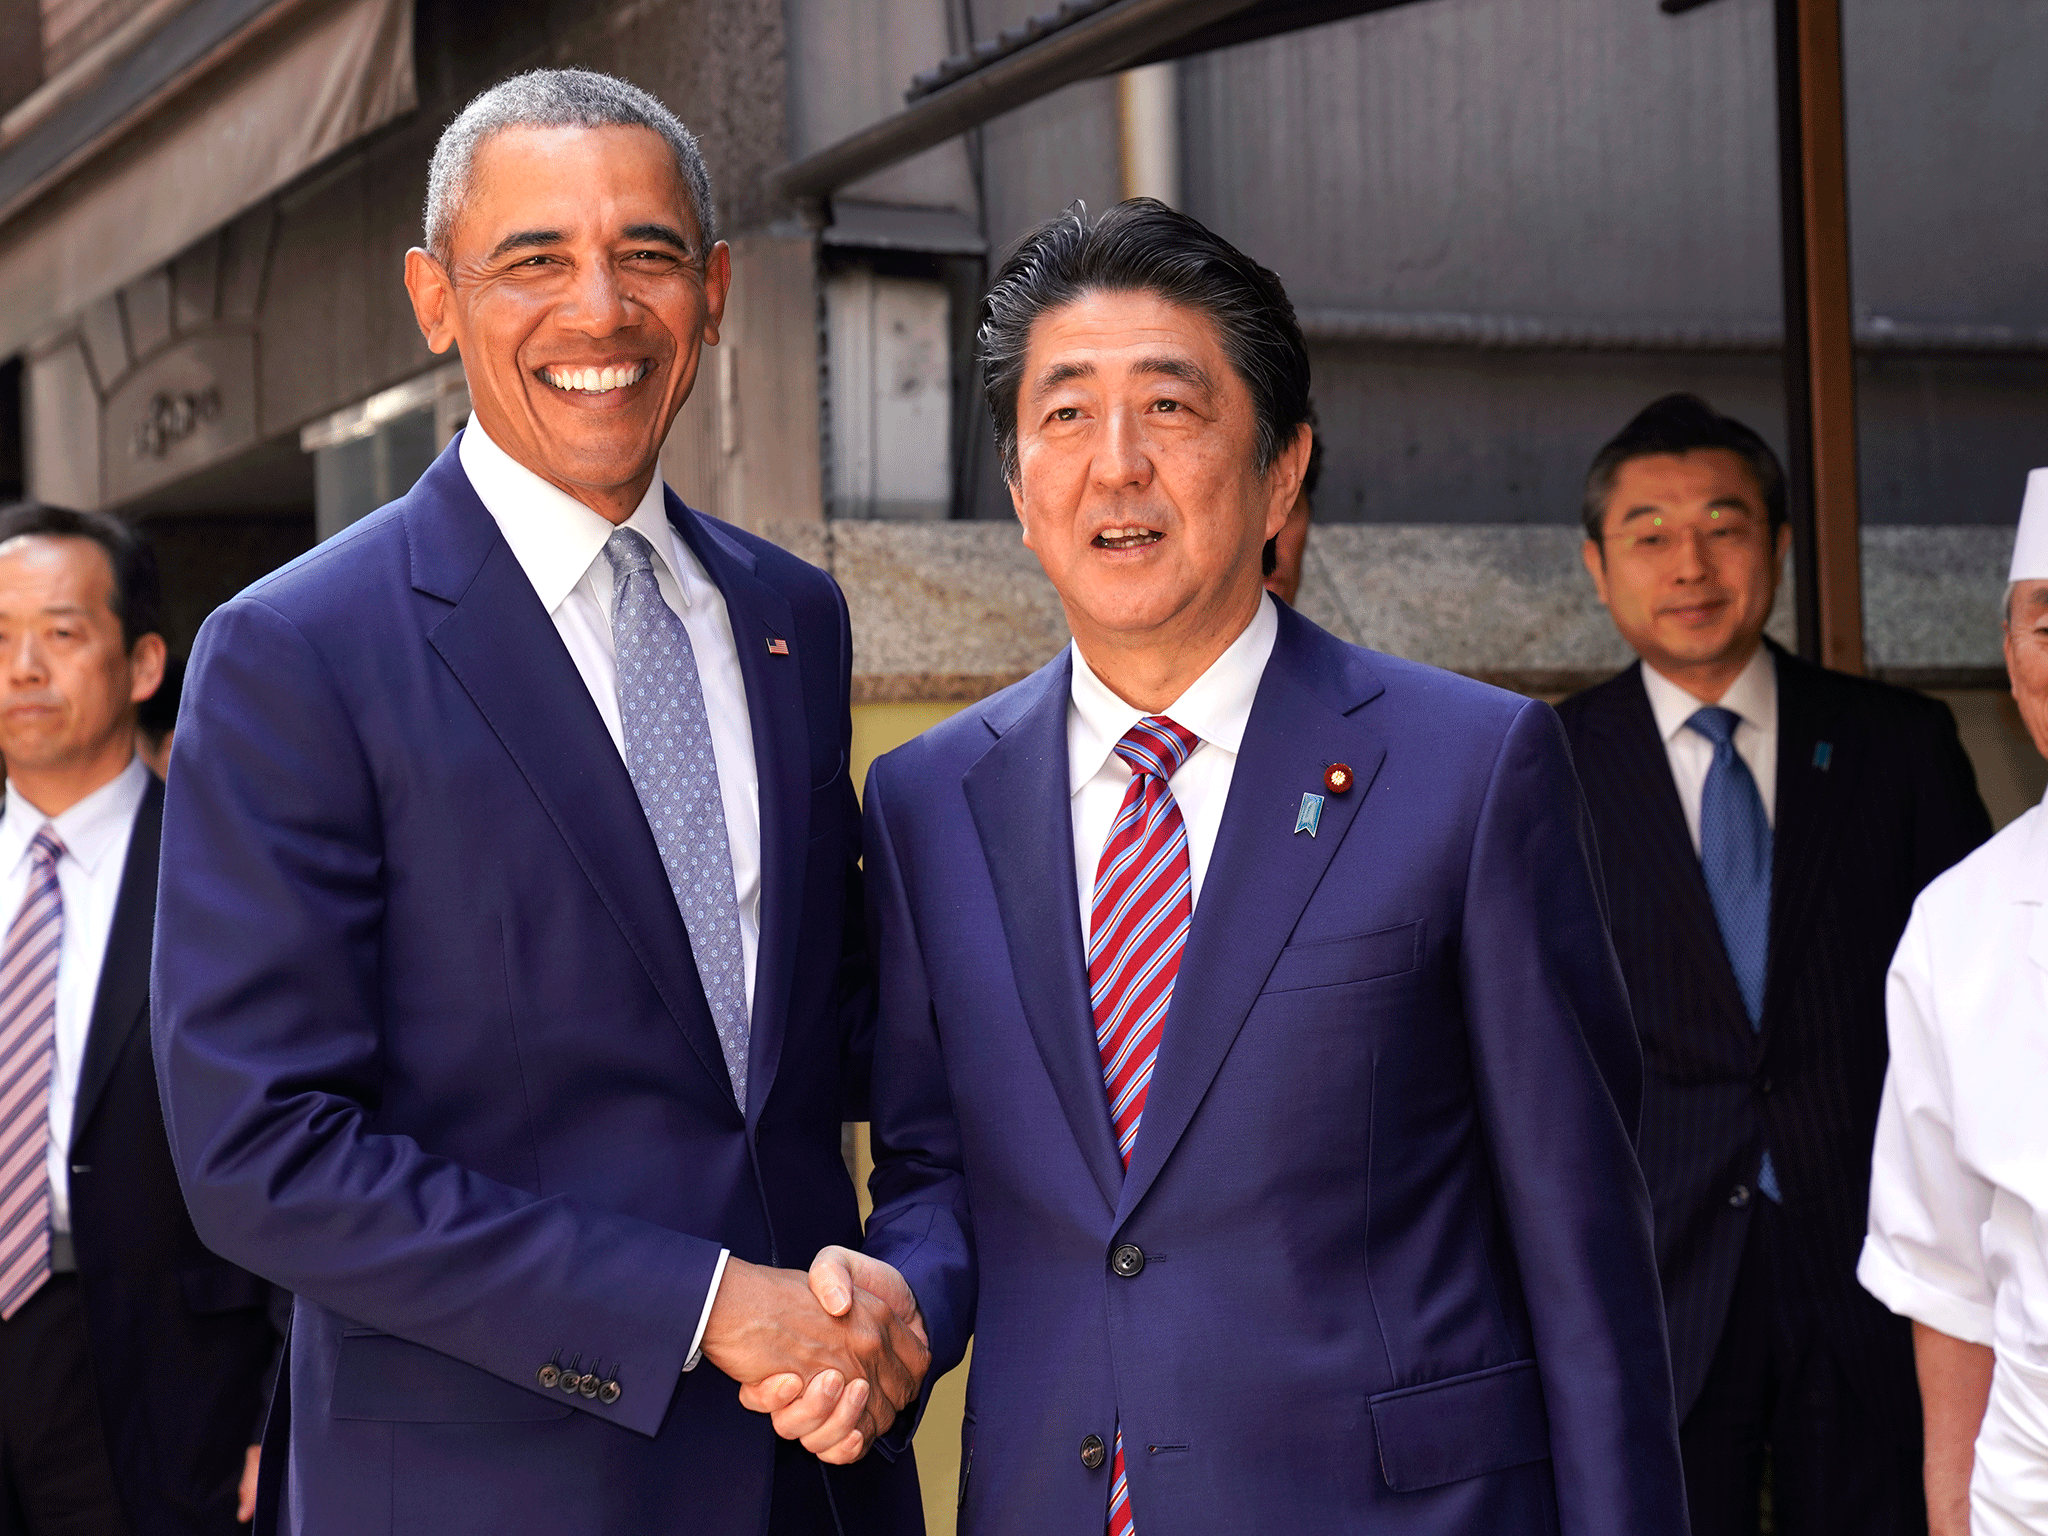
[774,199,1689,1535]
[1559,394,1990,1536]
[0,504,276,1534]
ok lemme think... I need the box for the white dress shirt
[1860,795,2048,1528]
[1639,644,1779,852]
[460,420,754,1365]
[1069,594,1278,939]
[0,754,149,1235]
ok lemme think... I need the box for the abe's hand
[737,1247,930,1463]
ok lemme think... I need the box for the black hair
[1582,393,1787,543]
[137,652,184,746]
[0,502,163,647]
[978,198,1312,484]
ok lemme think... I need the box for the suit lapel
[665,493,809,1125]
[961,654,1124,1215]
[70,777,161,1149]
[409,447,736,1106]
[1764,646,1858,1040]
[1115,608,1388,1226]
[1581,668,1754,1036]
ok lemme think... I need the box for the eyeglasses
[1605,510,1768,563]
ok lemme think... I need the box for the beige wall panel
[102,329,258,505]
[25,335,101,509]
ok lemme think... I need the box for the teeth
[543,362,647,393]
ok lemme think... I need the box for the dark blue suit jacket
[861,603,1687,1535]
[74,776,280,1534]
[150,442,921,1534]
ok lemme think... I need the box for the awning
[0,0,414,360]
[771,0,1417,202]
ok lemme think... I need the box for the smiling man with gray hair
[150,68,927,1535]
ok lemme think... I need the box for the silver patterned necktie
[0,827,64,1319]
[603,527,750,1107]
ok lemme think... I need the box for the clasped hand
[701,1246,929,1464]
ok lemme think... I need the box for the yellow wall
[848,701,970,1535]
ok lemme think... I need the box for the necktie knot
[1114,717,1199,782]
[602,526,657,581]
[1685,705,1742,749]
[29,829,63,872]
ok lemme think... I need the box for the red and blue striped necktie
[1087,715,1198,1536]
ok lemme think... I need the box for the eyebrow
[486,223,697,262]
[1028,354,1214,400]
[1617,496,1758,525]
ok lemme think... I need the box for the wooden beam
[1775,0,1864,672]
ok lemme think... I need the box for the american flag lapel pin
[766,638,790,656]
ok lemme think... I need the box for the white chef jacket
[1861,792,2048,1531]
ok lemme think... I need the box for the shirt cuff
[1857,1239,1996,1347]
[683,1249,731,1372]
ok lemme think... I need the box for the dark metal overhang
[769,0,1425,203]
[0,0,306,229]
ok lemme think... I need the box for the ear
[404,248,458,355]
[1581,537,1611,606]
[1264,422,1314,542]
[126,633,167,707]
[700,241,733,346]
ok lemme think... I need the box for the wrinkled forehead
[457,123,696,250]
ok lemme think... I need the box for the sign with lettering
[101,330,257,505]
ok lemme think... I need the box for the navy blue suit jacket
[861,604,1687,1535]
[150,442,921,1534]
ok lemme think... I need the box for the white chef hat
[2011,468,2048,582]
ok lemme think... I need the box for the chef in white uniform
[1861,466,2048,1536]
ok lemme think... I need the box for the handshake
[700,1246,931,1464]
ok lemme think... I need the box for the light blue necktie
[605,528,749,1107]
[1686,706,1781,1203]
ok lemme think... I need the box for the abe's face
[1009,289,1303,650]
[1582,449,1788,681]
[2005,579,2048,761]
[404,124,730,514]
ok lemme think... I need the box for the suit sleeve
[859,759,976,1453]
[1458,699,1687,1536]
[151,597,718,1438]
[1857,906,1997,1344]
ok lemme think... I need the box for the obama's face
[404,124,730,520]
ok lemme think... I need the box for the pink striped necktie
[0,827,63,1322]
[1088,716,1199,1536]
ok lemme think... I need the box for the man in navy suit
[150,71,926,1534]
[778,199,1688,1534]
[1558,395,1989,1535]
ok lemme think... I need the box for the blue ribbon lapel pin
[1813,741,1833,771]
[1294,792,1325,837]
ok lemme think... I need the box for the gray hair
[423,69,717,264]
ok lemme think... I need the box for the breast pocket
[1264,920,1422,994]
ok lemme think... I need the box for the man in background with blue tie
[794,199,1688,1536]
[1560,393,1992,1536]
[150,70,925,1535]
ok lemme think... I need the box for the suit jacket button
[577,1374,600,1398]
[536,1365,561,1390]
[562,1372,586,1395]
[598,1380,621,1405]
[1110,1244,1145,1278]
[1729,1184,1752,1208]
[1080,1434,1106,1470]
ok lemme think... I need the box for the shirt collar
[1068,592,1280,796]
[0,754,150,879]
[1640,642,1778,745]
[458,416,680,613]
